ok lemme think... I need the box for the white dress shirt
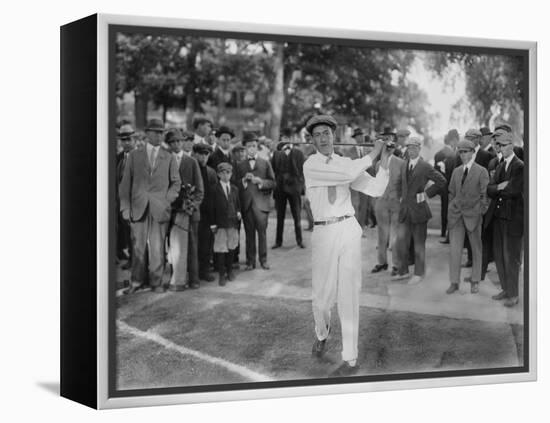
[304,152,389,221]
[174,150,184,167]
[504,152,515,172]
[146,143,160,167]
[408,156,420,171]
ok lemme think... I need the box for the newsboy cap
[216,126,235,138]
[494,123,512,133]
[305,115,338,134]
[192,116,213,129]
[118,124,135,139]
[242,131,259,145]
[495,132,514,145]
[465,128,482,139]
[145,118,165,132]
[405,137,421,147]
[164,130,183,144]
[457,140,475,151]
[217,162,233,173]
[193,143,213,154]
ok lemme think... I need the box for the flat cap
[465,128,482,139]
[480,127,492,136]
[495,132,514,145]
[145,118,164,132]
[492,128,509,139]
[305,114,338,134]
[457,140,475,151]
[118,124,135,138]
[242,131,259,145]
[396,128,411,137]
[217,162,233,172]
[352,127,364,137]
[192,143,213,154]
[192,116,213,129]
[405,137,422,147]
[494,123,512,133]
[216,126,235,138]
[164,130,183,144]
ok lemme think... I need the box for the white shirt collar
[219,146,231,156]
[474,145,480,153]
[409,156,420,168]
[182,150,192,157]
[504,153,515,167]
[175,150,184,160]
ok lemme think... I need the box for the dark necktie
[225,184,230,198]
[325,155,336,204]
[461,167,468,186]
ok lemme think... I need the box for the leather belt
[314,215,353,226]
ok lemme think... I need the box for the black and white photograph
[109,20,531,397]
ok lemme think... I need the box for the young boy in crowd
[209,162,242,286]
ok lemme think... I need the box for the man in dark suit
[236,131,276,270]
[116,124,136,266]
[119,118,181,293]
[446,140,489,294]
[395,137,447,284]
[485,132,524,307]
[165,130,204,291]
[371,140,406,276]
[271,138,306,248]
[434,132,457,241]
[194,143,218,282]
[207,126,235,171]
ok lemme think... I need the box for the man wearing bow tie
[304,114,388,377]
[119,118,181,294]
[235,132,276,270]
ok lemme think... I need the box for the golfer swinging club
[304,115,388,376]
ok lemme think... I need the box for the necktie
[461,167,468,186]
[149,147,157,168]
[323,155,336,204]
[225,184,230,199]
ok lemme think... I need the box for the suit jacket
[119,146,181,223]
[236,157,276,213]
[207,147,233,171]
[399,158,447,224]
[172,154,204,222]
[474,148,493,169]
[447,162,489,232]
[485,155,524,237]
[209,182,241,229]
[198,163,219,220]
[271,148,306,196]
[376,155,405,202]
[434,145,455,179]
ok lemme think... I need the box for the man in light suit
[371,139,406,276]
[119,118,181,293]
[395,137,447,284]
[485,132,524,307]
[235,131,276,270]
[165,130,204,291]
[446,140,489,294]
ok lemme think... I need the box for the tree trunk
[162,103,168,125]
[134,91,149,130]
[268,43,285,142]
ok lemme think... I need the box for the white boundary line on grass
[117,320,275,383]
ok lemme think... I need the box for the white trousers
[311,217,362,362]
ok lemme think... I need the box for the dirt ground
[115,200,525,391]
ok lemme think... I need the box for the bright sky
[407,52,476,143]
